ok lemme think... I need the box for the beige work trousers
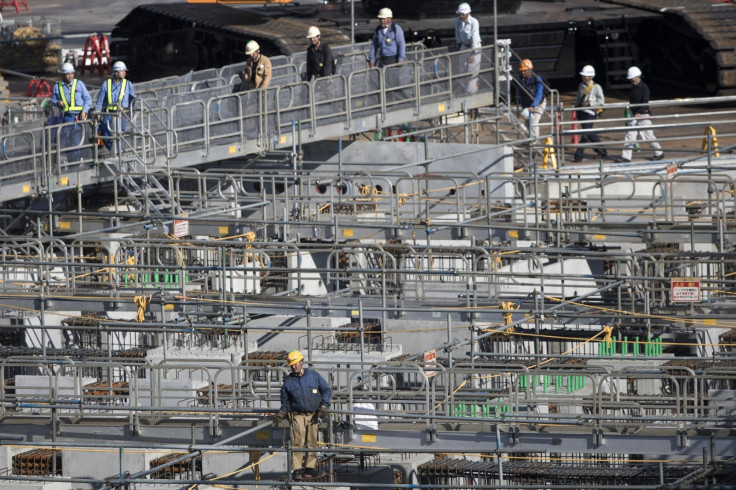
[290,412,319,471]
[460,49,481,94]
[622,115,663,161]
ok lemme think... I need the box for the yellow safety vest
[106,78,128,111]
[58,79,83,112]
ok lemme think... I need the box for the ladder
[594,17,636,91]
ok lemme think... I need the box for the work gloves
[318,405,329,419]
[271,411,285,424]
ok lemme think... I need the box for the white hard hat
[245,40,260,56]
[306,26,320,39]
[61,62,75,74]
[626,66,642,79]
[112,61,128,72]
[377,7,393,19]
[579,65,595,77]
[456,2,471,14]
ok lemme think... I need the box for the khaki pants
[290,412,319,470]
[520,98,546,142]
[460,50,481,94]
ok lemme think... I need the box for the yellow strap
[106,78,127,111]
[244,230,259,265]
[701,126,720,157]
[492,253,503,271]
[59,79,84,112]
[542,137,557,169]
[501,301,516,325]
[134,294,152,323]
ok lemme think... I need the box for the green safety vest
[106,78,128,111]
[58,79,83,112]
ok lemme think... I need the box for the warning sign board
[173,213,189,238]
[671,277,700,303]
[424,349,437,378]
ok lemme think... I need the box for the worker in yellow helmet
[271,350,331,481]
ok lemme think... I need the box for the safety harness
[106,78,128,111]
[58,79,83,113]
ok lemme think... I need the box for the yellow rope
[133,294,152,323]
[500,301,516,325]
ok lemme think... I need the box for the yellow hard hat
[520,59,533,71]
[287,350,304,366]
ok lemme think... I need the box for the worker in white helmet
[455,2,482,94]
[573,64,607,163]
[234,40,272,91]
[50,62,92,160]
[305,26,335,81]
[619,66,663,162]
[369,7,406,68]
[270,350,331,481]
[95,60,135,152]
[369,8,408,102]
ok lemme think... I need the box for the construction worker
[50,62,92,161]
[235,40,272,91]
[369,8,407,102]
[95,61,135,152]
[369,8,406,68]
[271,350,331,481]
[517,58,546,142]
[455,2,481,94]
[573,65,607,162]
[619,66,664,162]
[305,26,335,81]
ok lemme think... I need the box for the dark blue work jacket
[280,368,331,413]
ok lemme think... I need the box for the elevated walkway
[0,42,507,205]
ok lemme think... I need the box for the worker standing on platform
[369,8,407,101]
[235,40,272,91]
[620,66,664,162]
[517,58,546,142]
[95,61,135,153]
[271,350,331,481]
[369,8,406,68]
[305,26,335,81]
[50,63,92,161]
[455,2,481,94]
[573,65,607,162]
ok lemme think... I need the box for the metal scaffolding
[1,38,736,489]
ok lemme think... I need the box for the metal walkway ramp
[0,42,506,206]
